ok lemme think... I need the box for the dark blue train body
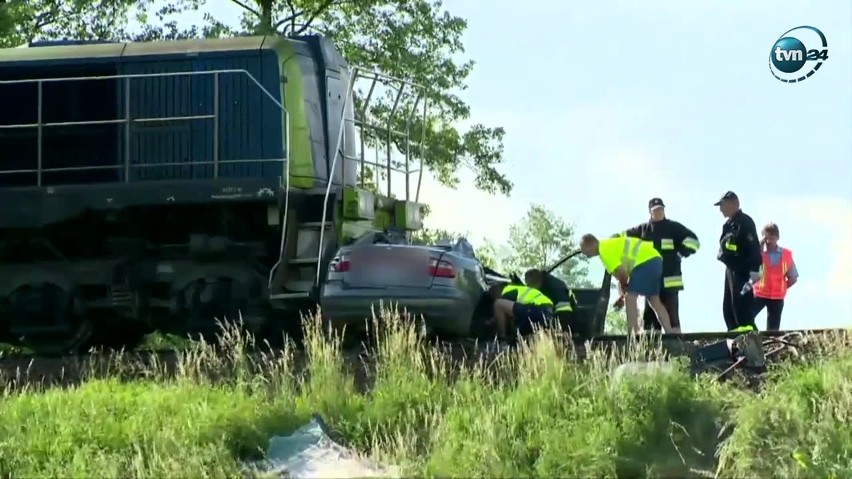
[0,38,292,187]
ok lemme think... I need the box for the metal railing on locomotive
[316,66,429,286]
[0,70,293,293]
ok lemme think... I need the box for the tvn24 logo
[769,26,828,83]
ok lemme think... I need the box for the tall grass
[0,308,849,478]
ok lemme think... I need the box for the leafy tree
[409,227,461,246]
[130,0,509,196]
[501,204,592,287]
[0,7,12,43]
[473,240,501,270]
[410,227,500,270]
[0,0,205,47]
[605,309,628,334]
[199,0,512,195]
[1,0,119,46]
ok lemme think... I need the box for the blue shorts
[627,257,663,297]
[512,303,551,335]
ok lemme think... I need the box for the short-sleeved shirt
[599,237,661,274]
[766,247,799,279]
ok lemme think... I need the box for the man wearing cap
[619,198,700,333]
[715,191,762,332]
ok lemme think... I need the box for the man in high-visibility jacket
[488,281,554,340]
[524,268,576,332]
[523,268,575,315]
[752,222,798,331]
[580,233,674,334]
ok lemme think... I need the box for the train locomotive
[0,35,428,355]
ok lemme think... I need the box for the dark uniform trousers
[717,207,762,331]
[753,297,784,331]
[643,291,679,330]
[723,268,756,330]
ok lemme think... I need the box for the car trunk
[344,245,438,289]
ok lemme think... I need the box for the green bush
[718,354,852,479]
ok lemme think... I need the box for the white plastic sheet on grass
[611,361,677,391]
[253,414,400,478]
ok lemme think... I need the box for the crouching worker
[488,282,554,340]
[524,268,576,330]
[579,233,673,334]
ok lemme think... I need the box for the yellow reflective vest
[501,285,554,307]
[555,289,576,313]
[598,237,661,275]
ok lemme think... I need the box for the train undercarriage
[0,199,298,355]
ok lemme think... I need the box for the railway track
[1,328,847,393]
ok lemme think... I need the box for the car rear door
[547,250,611,338]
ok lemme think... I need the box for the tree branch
[31,3,62,31]
[289,0,338,35]
[228,0,260,17]
[277,0,299,33]
[291,22,327,35]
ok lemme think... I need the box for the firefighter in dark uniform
[715,191,762,332]
[621,198,700,333]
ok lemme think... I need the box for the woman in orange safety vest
[752,223,798,331]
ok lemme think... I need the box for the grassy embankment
[0,311,850,478]
[0,331,195,357]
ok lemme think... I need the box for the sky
[189,0,852,332]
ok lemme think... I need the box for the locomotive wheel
[87,313,151,352]
[5,283,94,357]
[260,309,304,349]
[17,318,95,357]
[174,275,274,347]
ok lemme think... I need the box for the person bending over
[524,268,576,324]
[579,233,673,334]
[487,282,554,340]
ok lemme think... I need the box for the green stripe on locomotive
[268,37,314,189]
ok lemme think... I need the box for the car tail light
[330,255,350,273]
[429,258,455,278]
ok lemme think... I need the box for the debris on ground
[689,331,816,387]
[250,414,400,478]
[608,331,830,391]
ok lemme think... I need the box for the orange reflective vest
[753,247,794,300]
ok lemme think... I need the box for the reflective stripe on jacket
[502,285,554,306]
[622,218,700,291]
[598,237,661,275]
[555,289,577,313]
[753,247,794,300]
